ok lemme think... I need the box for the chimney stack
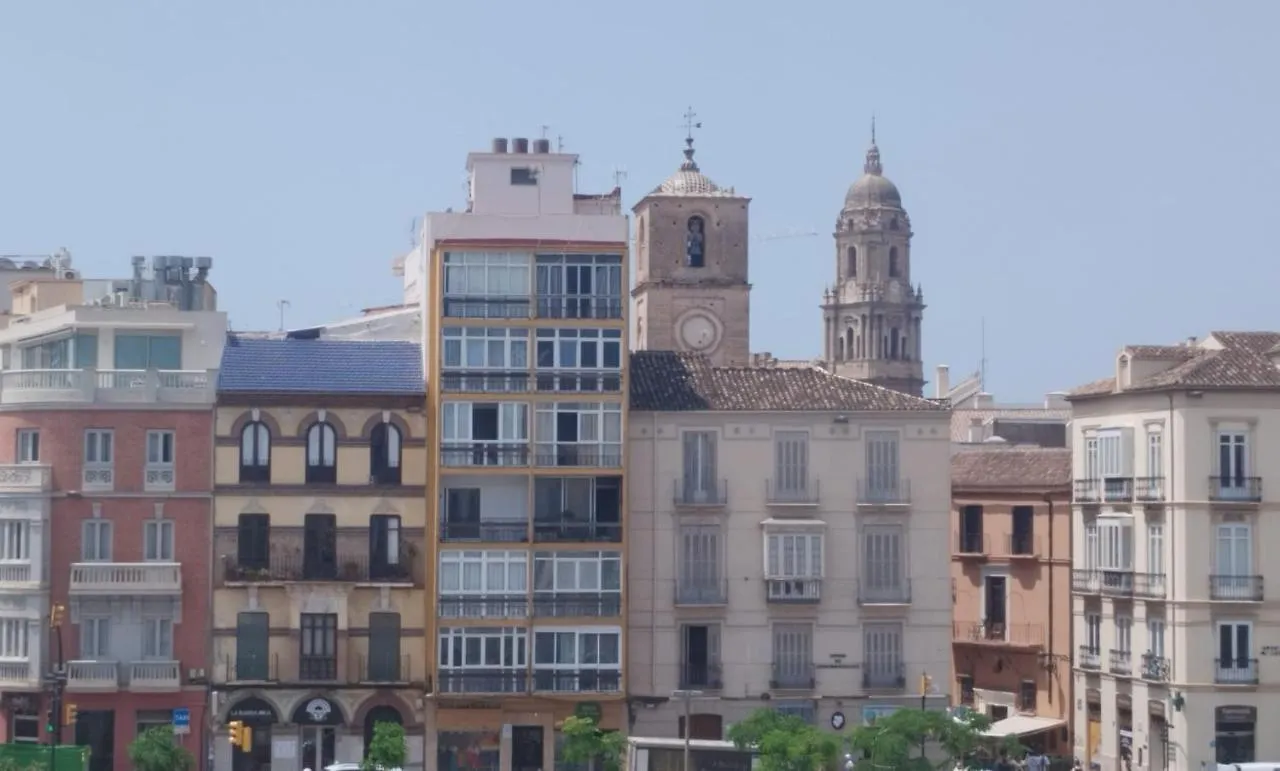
[935,364,950,399]
[968,417,984,444]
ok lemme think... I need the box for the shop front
[227,696,278,771]
[1215,705,1256,765]
[432,698,626,771]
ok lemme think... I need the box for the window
[1147,521,1165,576]
[305,421,337,483]
[1115,615,1132,654]
[1096,428,1133,478]
[533,551,621,594]
[957,674,974,705]
[443,327,530,371]
[299,613,338,679]
[1146,429,1163,478]
[84,429,113,465]
[1011,506,1034,555]
[135,710,173,738]
[863,526,904,600]
[235,611,269,680]
[888,246,899,277]
[369,514,404,580]
[765,532,823,579]
[146,430,175,490]
[439,551,528,595]
[370,423,402,485]
[864,431,900,500]
[959,505,984,553]
[438,626,528,669]
[367,612,402,681]
[535,254,624,320]
[142,618,173,659]
[533,476,621,539]
[1217,430,1249,482]
[16,430,38,463]
[510,167,538,185]
[1084,613,1101,651]
[685,216,706,268]
[1218,621,1252,669]
[772,624,813,686]
[533,628,622,690]
[1019,680,1037,713]
[1216,523,1252,576]
[862,623,903,686]
[113,333,181,370]
[80,617,111,658]
[443,252,531,299]
[237,513,270,572]
[144,520,174,561]
[239,420,271,483]
[303,513,337,580]
[442,402,529,467]
[681,431,718,502]
[534,329,623,392]
[678,526,723,603]
[0,618,29,659]
[1096,517,1133,571]
[773,431,810,499]
[1084,521,1098,570]
[534,402,622,467]
[1147,617,1166,658]
[0,520,29,561]
[20,333,97,369]
[1084,435,1099,481]
[81,520,112,562]
[846,246,857,277]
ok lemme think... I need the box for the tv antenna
[556,135,565,152]
[408,216,420,248]
[276,299,291,332]
[613,167,628,188]
[540,125,550,140]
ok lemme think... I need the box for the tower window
[685,216,706,268]
[888,247,900,278]
[846,246,857,277]
[510,167,538,186]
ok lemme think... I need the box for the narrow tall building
[403,136,630,770]
[0,255,223,771]
[210,334,427,770]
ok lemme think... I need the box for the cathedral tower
[632,123,751,366]
[823,128,926,396]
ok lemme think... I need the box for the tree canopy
[847,707,1024,771]
[559,715,626,771]
[726,709,840,771]
[363,720,408,771]
[128,725,195,771]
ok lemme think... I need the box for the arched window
[891,328,900,359]
[370,423,402,486]
[837,335,846,362]
[306,422,337,484]
[846,246,857,277]
[685,216,706,268]
[888,247,900,278]
[239,421,271,483]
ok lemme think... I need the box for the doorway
[983,574,1007,640]
[300,726,337,771]
[511,725,544,771]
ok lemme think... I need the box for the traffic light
[63,703,77,726]
[45,707,54,733]
[919,672,932,696]
[49,604,65,629]
[239,725,253,753]
[228,721,243,747]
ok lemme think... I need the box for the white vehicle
[323,764,403,771]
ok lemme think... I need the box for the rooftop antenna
[277,299,291,332]
[408,216,420,248]
[540,125,550,140]
[556,135,564,152]
[613,167,628,189]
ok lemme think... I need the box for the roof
[1068,330,1280,400]
[950,407,1070,442]
[983,715,1066,738]
[217,336,423,395]
[951,447,1071,489]
[645,140,739,199]
[629,351,946,412]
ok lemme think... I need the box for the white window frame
[442,402,529,442]
[1216,429,1250,479]
[1096,428,1133,478]
[306,422,337,468]
[442,327,530,370]
[764,531,823,579]
[534,328,624,372]
[438,550,528,595]
[534,402,622,464]
[83,429,114,465]
[141,617,173,659]
[681,430,718,499]
[1217,620,1253,668]
[1146,429,1163,479]
[532,551,622,594]
[16,430,38,464]
[1083,521,1098,570]
[81,617,111,658]
[1146,521,1164,576]
[144,520,175,562]
[864,430,900,496]
[862,525,903,593]
[1084,435,1099,481]
[81,520,113,562]
[1147,617,1166,658]
[146,430,175,466]
[532,626,622,670]
[443,252,532,298]
[0,618,29,660]
[1114,615,1132,654]
[773,431,810,496]
[0,520,29,562]
[437,626,528,669]
[1084,612,1101,651]
[1215,522,1252,576]
[1096,517,1133,571]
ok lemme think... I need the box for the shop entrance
[291,696,346,771]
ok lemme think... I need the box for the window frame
[144,520,175,562]
[533,401,622,467]
[764,531,824,579]
[443,327,530,371]
[80,616,111,658]
[438,550,528,596]
[146,430,175,466]
[0,618,29,660]
[239,420,271,483]
[437,626,528,669]
[305,421,338,483]
[1096,516,1133,571]
[532,551,622,594]
[81,520,113,562]
[16,429,38,464]
[83,429,114,465]
[532,626,622,670]
[0,520,30,562]
[141,616,174,660]
[370,422,403,485]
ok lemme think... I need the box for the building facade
[0,256,223,771]
[627,351,953,735]
[210,335,427,771]
[1068,331,1280,770]
[405,136,631,771]
[951,447,1072,754]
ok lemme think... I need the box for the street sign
[173,708,190,736]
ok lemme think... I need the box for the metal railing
[1141,653,1171,682]
[440,443,529,468]
[857,477,911,505]
[675,579,729,606]
[679,662,723,690]
[438,669,529,694]
[1108,650,1132,676]
[440,371,531,393]
[531,520,622,543]
[1134,573,1167,599]
[1003,533,1040,558]
[442,296,532,319]
[535,295,625,320]
[534,371,623,394]
[952,621,1045,647]
[766,478,820,505]
[437,596,529,620]
[673,478,729,507]
[1215,658,1259,685]
[531,593,621,618]
[1209,574,1264,601]
[1077,647,1101,670]
[352,654,413,684]
[533,669,622,693]
[770,663,815,690]
[439,521,528,542]
[1135,477,1166,502]
[956,532,988,555]
[765,578,821,603]
[534,445,623,468]
[862,662,906,690]
[1070,568,1136,596]
[857,578,912,605]
[1208,476,1263,503]
[221,550,415,584]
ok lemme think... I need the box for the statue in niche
[685,216,705,267]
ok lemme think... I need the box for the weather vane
[682,106,702,143]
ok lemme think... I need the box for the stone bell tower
[822,126,926,396]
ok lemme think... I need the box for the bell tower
[822,125,926,396]
[632,110,752,365]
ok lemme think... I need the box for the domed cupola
[650,136,736,198]
[844,134,904,210]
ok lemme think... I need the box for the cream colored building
[210,334,427,771]
[1068,331,1280,771]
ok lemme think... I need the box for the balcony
[1209,574,1264,601]
[1070,569,1135,597]
[221,551,416,585]
[438,595,529,620]
[216,528,421,585]
[438,669,529,694]
[674,579,729,606]
[143,464,175,492]
[857,478,911,507]
[1135,477,1166,502]
[442,296,531,320]
[353,654,414,684]
[0,561,37,588]
[680,662,723,690]
[129,661,180,692]
[439,520,528,543]
[1141,653,1171,682]
[766,479,820,506]
[770,663,815,690]
[673,479,729,508]
[0,464,51,493]
[1003,533,1041,559]
[221,654,279,684]
[1101,477,1134,503]
[765,578,821,603]
[532,593,621,618]
[66,660,120,692]
[857,578,912,605]
[953,621,1045,647]
[0,660,38,689]
[1073,479,1100,504]
[534,444,622,468]
[534,371,623,394]
[1078,646,1101,670]
[862,662,906,691]
[534,669,622,693]
[70,562,181,596]
[0,368,216,406]
[440,443,529,468]
[535,295,624,321]
[81,463,113,492]
[1134,573,1167,599]
[299,655,338,681]
[1215,658,1259,685]
[531,520,622,543]
[1108,650,1132,677]
[1209,476,1263,503]
[955,532,988,557]
[440,371,531,394]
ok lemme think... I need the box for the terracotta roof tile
[951,447,1072,489]
[1069,330,1280,399]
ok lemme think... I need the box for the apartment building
[210,334,427,771]
[400,136,630,771]
[1068,331,1280,770]
[0,255,223,771]
[627,351,953,736]
[951,447,1072,753]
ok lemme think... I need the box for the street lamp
[672,689,704,771]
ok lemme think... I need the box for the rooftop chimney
[532,138,551,154]
[968,417,984,444]
[935,364,950,399]
[511,137,529,154]
[1045,391,1069,409]
[491,138,509,154]
[974,392,994,408]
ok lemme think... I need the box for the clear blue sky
[2,1,1277,400]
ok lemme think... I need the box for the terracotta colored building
[951,446,1072,754]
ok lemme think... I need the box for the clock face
[679,313,719,352]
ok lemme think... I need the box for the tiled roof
[1068,330,1280,399]
[629,351,946,412]
[952,447,1072,489]
[218,336,424,394]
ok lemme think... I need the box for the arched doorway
[226,696,278,771]
[363,705,404,758]
[292,695,345,771]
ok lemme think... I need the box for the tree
[727,709,840,771]
[847,707,1024,771]
[363,721,408,771]
[559,715,626,771]
[128,725,195,771]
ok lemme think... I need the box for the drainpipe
[1166,392,1177,689]
[1043,491,1056,707]
[651,411,660,693]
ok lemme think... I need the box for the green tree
[128,725,195,771]
[559,715,626,771]
[847,707,1023,771]
[727,709,840,771]
[363,721,408,771]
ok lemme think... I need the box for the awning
[983,715,1066,738]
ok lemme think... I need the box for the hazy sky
[2,1,1277,400]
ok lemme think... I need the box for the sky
[1,1,1277,401]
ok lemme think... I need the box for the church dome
[843,140,903,210]
[649,138,735,197]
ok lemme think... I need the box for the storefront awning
[983,715,1065,738]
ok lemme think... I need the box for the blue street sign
[173,708,190,729]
